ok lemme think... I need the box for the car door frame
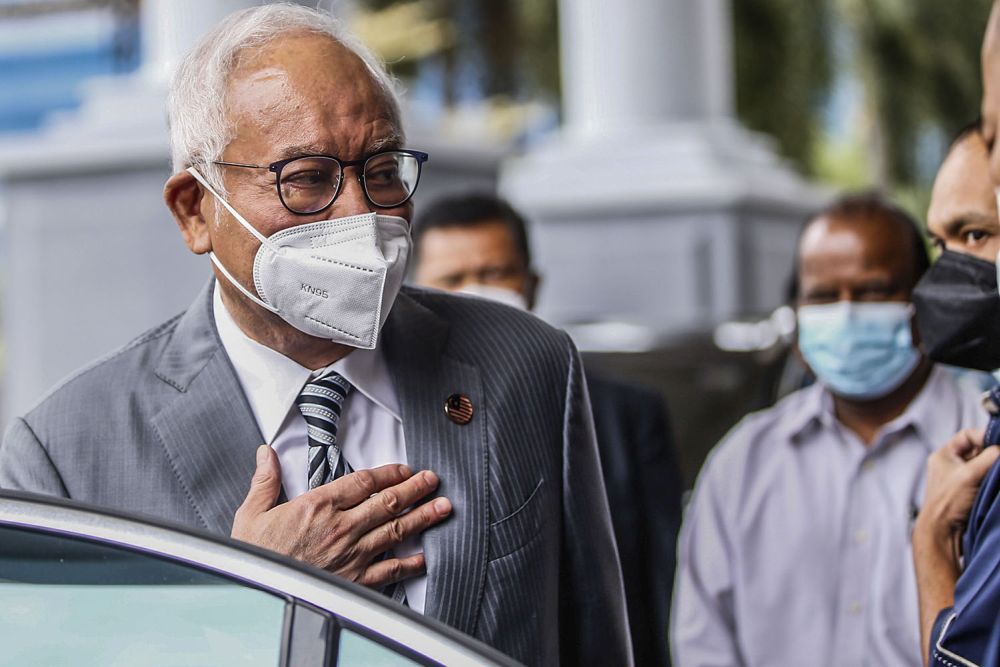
[0,490,520,667]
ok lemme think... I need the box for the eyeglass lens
[278,151,421,214]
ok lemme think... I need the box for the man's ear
[164,170,212,255]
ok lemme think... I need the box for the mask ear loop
[187,166,279,314]
[187,166,275,247]
[207,252,278,314]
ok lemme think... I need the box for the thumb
[952,428,987,460]
[239,445,282,516]
[968,445,1000,481]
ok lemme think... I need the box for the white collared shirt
[213,284,426,612]
[671,365,988,667]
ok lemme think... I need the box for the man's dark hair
[412,192,532,267]
[786,192,931,302]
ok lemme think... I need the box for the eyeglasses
[213,149,429,215]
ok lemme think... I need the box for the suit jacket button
[444,394,474,425]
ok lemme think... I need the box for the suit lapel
[150,281,264,534]
[148,284,490,624]
[383,291,489,635]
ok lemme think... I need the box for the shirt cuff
[930,607,979,667]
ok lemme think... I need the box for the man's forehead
[223,32,398,156]
[229,35,386,107]
[929,138,995,227]
[420,224,521,263]
[933,137,989,187]
[800,216,909,267]
[428,222,518,249]
[232,31,360,79]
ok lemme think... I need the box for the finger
[948,428,986,460]
[314,463,413,509]
[236,445,283,519]
[357,496,453,556]
[357,553,426,589]
[351,471,443,533]
[961,428,987,459]
[968,445,1000,480]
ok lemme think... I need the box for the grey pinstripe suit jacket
[0,281,632,666]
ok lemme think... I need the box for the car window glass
[0,525,286,667]
[337,627,423,666]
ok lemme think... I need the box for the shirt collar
[213,284,401,444]
[897,365,968,452]
[786,365,957,453]
[328,337,401,421]
[784,382,829,443]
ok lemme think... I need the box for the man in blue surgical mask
[672,194,987,667]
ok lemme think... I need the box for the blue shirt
[930,382,1000,666]
[673,366,986,667]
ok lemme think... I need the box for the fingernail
[256,445,268,465]
[398,464,412,477]
[423,471,439,486]
[434,498,451,514]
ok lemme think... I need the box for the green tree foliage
[357,0,558,105]
[836,0,991,186]
[732,0,831,173]
[911,0,990,136]
[359,0,992,191]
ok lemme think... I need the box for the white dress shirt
[213,285,426,612]
[671,366,987,667]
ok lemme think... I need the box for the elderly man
[411,192,684,667]
[0,5,631,665]
[672,194,986,667]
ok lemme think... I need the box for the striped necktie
[296,371,352,489]
[295,371,408,606]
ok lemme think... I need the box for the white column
[141,0,300,84]
[143,0,238,83]
[559,0,734,140]
[502,0,822,348]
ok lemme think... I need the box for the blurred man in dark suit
[412,192,683,666]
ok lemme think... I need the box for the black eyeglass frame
[213,149,429,216]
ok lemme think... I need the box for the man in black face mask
[913,122,1000,663]
[914,120,1000,372]
[910,6,1000,665]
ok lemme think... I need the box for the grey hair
[167,2,402,194]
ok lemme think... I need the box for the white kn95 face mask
[188,167,410,349]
